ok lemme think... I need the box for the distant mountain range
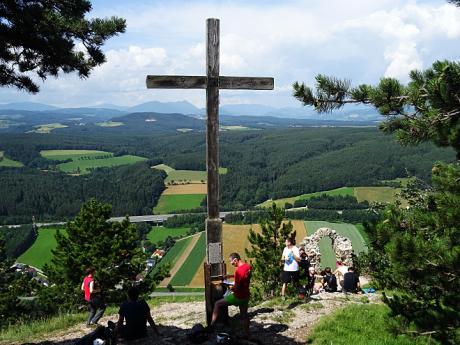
[0,100,381,121]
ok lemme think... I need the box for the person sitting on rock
[342,267,361,294]
[322,267,338,292]
[333,258,349,289]
[115,286,161,340]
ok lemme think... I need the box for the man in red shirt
[210,252,252,336]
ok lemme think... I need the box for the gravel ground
[21,291,381,345]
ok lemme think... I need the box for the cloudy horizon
[1,0,459,108]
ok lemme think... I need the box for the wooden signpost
[146,18,274,324]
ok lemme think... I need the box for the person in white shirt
[280,237,300,298]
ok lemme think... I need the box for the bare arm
[89,281,94,294]
[81,281,85,291]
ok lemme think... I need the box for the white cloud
[2,0,460,107]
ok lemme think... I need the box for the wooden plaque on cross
[146,18,274,324]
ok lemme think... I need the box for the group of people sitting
[281,237,361,298]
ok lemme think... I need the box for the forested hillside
[0,127,455,222]
[0,162,165,224]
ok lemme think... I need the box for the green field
[170,232,206,286]
[152,236,193,274]
[153,164,227,183]
[259,187,354,208]
[147,226,190,244]
[153,194,205,214]
[40,149,147,174]
[354,186,402,204]
[17,228,62,269]
[304,221,367,268]
[0,151,24,167]
[29,123,68,133]
[307,304,434,345]
[95,121,124,127]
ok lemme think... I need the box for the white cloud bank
[2,0,460,107]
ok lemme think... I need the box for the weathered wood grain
[146,75,206,89]
[219,76,274,90]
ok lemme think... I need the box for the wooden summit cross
[146,18,274,323]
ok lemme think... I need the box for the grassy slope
[147,226,190,244]
[40,149,147,174]
[0,151,23,167]
[304,221,367,268]
[153,164,227,183]
[57,155,147,174]
[153,194,205,214]
[354,186,401,204]
[170,232,206,286]
[17,228,61,269]
[259,187,354,208]
[307,304,436,345]
[152,236,193,275]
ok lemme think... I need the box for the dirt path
[160,233,201,287]
[19,292,381,345]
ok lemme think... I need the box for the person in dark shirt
[342,267,361,293]
[298,247,310,281]
[116,286,160,340]
[322,267,337,292]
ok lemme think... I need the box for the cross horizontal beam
[146,75,274,90]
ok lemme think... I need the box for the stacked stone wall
[300,227,354,271]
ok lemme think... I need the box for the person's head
[285,237,295,247]
[229,252,241,267]
[348,267,355,272]
[308,267,315,275]
[299,247,307,258]
[86,267,95,276]
[127,286,140,301]
[325,267,332,274]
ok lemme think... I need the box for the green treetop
[44,199,167,311]
[293,60,460,158]
[0,0,126,93]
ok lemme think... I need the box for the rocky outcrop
[300,227,354,271]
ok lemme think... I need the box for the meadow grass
[147,226,190,244]
[40,149,147,174]
[41,149,110,160]
[170,232,206,286]
[153,164,227,182]
[0,151,23,167]
[18,227,63,269]
[354,186,401,204]
[306,304,437,345]
[259,187,355,208]
[304,221,367,268]
[153,194,205,214]
[29,123,68,133]
[57,155,147,174]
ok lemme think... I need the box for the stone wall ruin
[300,227,354,271]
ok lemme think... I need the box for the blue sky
[1,0,459,108]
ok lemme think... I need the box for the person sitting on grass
[342,267,361,294]
[210,252,252,337]
[115,286,161,340]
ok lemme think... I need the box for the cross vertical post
[145,17,274,326]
